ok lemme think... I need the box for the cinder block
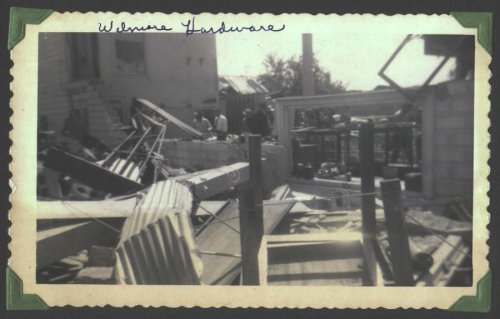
[434,146,465,162]
[435,100,453,113]
[434,179,460,196]
[452,163,473,181]
[435,132,452,146]
[463,112,474,129]
[452,133,474,147]
[451,98,474,112]
[446,80,474,96]
[434,163,450,179]
[437,116,466,130]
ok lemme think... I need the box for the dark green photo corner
[5,7,493,312]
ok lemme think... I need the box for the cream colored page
[10,12,489,308]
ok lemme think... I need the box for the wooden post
[238,134,264,285]
[360,123,376,240]
[336,132,342,163]
[359,122,377,285]
[345,130,351,169]
[384,130,390,165]
[380,179,415,286]
[302,33,314,96]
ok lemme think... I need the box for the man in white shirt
[213,109,228,140]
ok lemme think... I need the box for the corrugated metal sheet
[115,180,203,284]
[219,75,268,95]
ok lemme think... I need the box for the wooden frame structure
[274,87,442,199]
[274,89,408,170]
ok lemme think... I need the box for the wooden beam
[37,198,135,220]
[238,135,264,285]
[416,235,468,286]
[136,98,203,139]
[37,220,123,269]
[360,123,377,239]
[175,162,249,200]
[359,122,378,285]
[380,179,415,286]
[198,200,294,285]
[44,147,144,196]
[37,199,228,220]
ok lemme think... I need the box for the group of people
[241,102,273,136]
[192,109,229,140]
[193,102,274,140]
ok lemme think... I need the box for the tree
[257,53,347,97]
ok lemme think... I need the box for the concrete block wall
[97,33,219,113]
[162,140,290,194]
[431,80,474,198]
[68,82,126,146]
[38,33,71,133]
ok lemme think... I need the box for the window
[115,38,146,73]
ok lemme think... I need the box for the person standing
[251,102,271,136]
[193,111,212,139]
[213,109,228,141]
[241,108,253,134]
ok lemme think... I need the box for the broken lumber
[37,198,136,220]
[380,179,415,286]
[37,199,229,220]
[259,233,374,286]
[238,135,264,285]
[44,147,144,196]
[136,98,203,139]
[416,235,469,286]
[198,200,294,285]
[175,162,250,200]
[37,220,123,269]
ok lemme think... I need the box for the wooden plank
[198,200,294,285]
[37,198,136,219]
[37,220,122,269]
[136,98,203,139]
[360,123,377,238]
[261,233,371,286]
[380,179,415,286]
[416,235,467,286]
[175,162,250,200]
[44,147,144,196]
[37,199,224,220]
[270,184,292,200]
[238,135,264,285]
[359,123,378,285]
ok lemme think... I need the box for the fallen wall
[162,140,290,195]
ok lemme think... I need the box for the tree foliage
[257,53,347,97]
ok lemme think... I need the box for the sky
[215,31,455,92]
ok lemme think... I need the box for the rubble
[36,96,472,288]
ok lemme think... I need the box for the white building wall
[97,33,219,112]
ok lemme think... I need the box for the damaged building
[38,32,219,145]
[36,33,474,288]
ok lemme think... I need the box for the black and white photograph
[6,10,492,310]
[35,30,475,287]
